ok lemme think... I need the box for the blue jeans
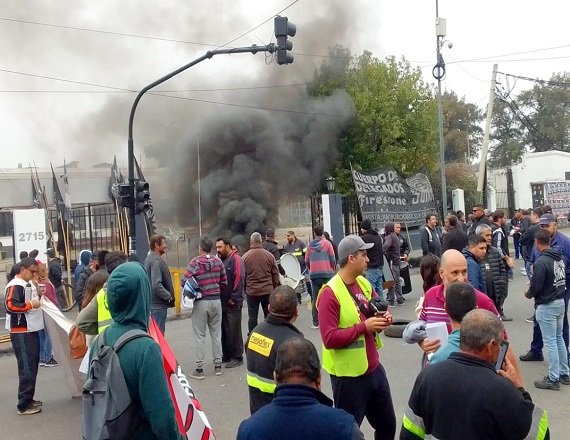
[536,299,570,381]
[513,236,520,259]
[365,267,384,300]
[39,329,53,362]
[150,308,168,335]
[311,278,331,326]
[526,261,532,281]
[531,294,569,359]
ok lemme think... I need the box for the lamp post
[433,0,448,216]
[325,176,336,193]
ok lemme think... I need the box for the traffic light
[274,16,296,65]
[134,180,150,214]
[119,183,131,208]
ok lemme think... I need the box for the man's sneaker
[397,298,405,305]
[388,300,396,307]
[534,377,560,391]
[39,360,46,367]
[560,375,570,385]
[519,351,544,362]
[225,359,243,368]
[189,369,205,380]
[214,365,223,376]
[525,316,534,323]
[18,407,42,415]
[43,358,58,367]
[500,314,513,322]
[310,324,319,330]
[30,400,42,408]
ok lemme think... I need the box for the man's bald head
[439,249,468,290]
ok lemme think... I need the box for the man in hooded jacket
[103,262,185,440]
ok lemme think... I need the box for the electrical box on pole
[274,16,296,65]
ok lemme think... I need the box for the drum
[278,253,301,289]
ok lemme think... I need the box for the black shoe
[500,314,513,322]
[397,299,405,305]
[222,358,231,364]
[534,376,560,391]
[519,351,544,362]
[388,300,396,307]
[525,316,534,323]
[225,359,243,368]
[560,375,570,385]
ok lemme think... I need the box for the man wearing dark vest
[317,235,396,440]
[245,285,303,415]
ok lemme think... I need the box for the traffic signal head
[134,180,150,214]
[274,16,296,65]
[119,183,131,208]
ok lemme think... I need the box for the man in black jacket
[216,237,246,368]
[442,215,468,253]
[476,224,510,321]
[524,229,570,390]
[360,218,384,299]
[401,309,549,440]
[421,214,442,257]
[519,208,543,279]
[246,285,303,414]
[468,204,491,236]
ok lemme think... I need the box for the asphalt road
[0,259,568,439]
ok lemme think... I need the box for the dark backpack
[82,329,151,440]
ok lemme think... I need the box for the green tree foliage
[489,97,526,167]
[431,162,479,212]
[308,48,439,193]
[517,72,570,153]
[442,91,483,162]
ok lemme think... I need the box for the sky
[1,0,568,170]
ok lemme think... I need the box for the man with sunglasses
[467,204,491,237]
[5,257,43,415]
[520,213,570,364]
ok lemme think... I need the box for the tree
[489,97,526,167]
[431,162,479,212]
[517,72,570,153]
[308,49,439,193]
[442,91,483,162]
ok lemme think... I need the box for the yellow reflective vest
[96,287,112,333]
[320,274,382,377]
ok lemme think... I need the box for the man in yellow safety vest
[317,235,396,440]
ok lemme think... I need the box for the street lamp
[326,176,336,193]
[433,0,449,215]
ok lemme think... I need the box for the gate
[310,194,361,238]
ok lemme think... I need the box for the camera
[367,298,389,318]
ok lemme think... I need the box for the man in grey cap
[520,213,570,364]
[316,235,396,439]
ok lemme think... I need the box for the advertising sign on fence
[544,181,570,218]
[352,166,436,228]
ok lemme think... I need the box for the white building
[489,151,570,216]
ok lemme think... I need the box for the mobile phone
[495,340,509,371]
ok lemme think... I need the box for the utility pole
[477,64,499,203]
[434,0,448,217]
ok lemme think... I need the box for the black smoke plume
[174,90,353,247]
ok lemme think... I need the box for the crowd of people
[5,208,568,439]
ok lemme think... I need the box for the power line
[0,67,347,118]
[0,83,308,93]
[498,71,570,87]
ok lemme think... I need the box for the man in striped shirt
[418,249,521,376]
[183,237,228,379]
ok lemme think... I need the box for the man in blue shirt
[462,235,487,293]
[430,282,477,364]
[520,214,570,363]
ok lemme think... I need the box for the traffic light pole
[127,43,278,255]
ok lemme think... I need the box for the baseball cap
[45,248,56,258]
[338,235,374,261]
[265,228,275,238]
[539,214,557,225]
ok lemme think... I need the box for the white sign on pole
[13,209,48,262]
